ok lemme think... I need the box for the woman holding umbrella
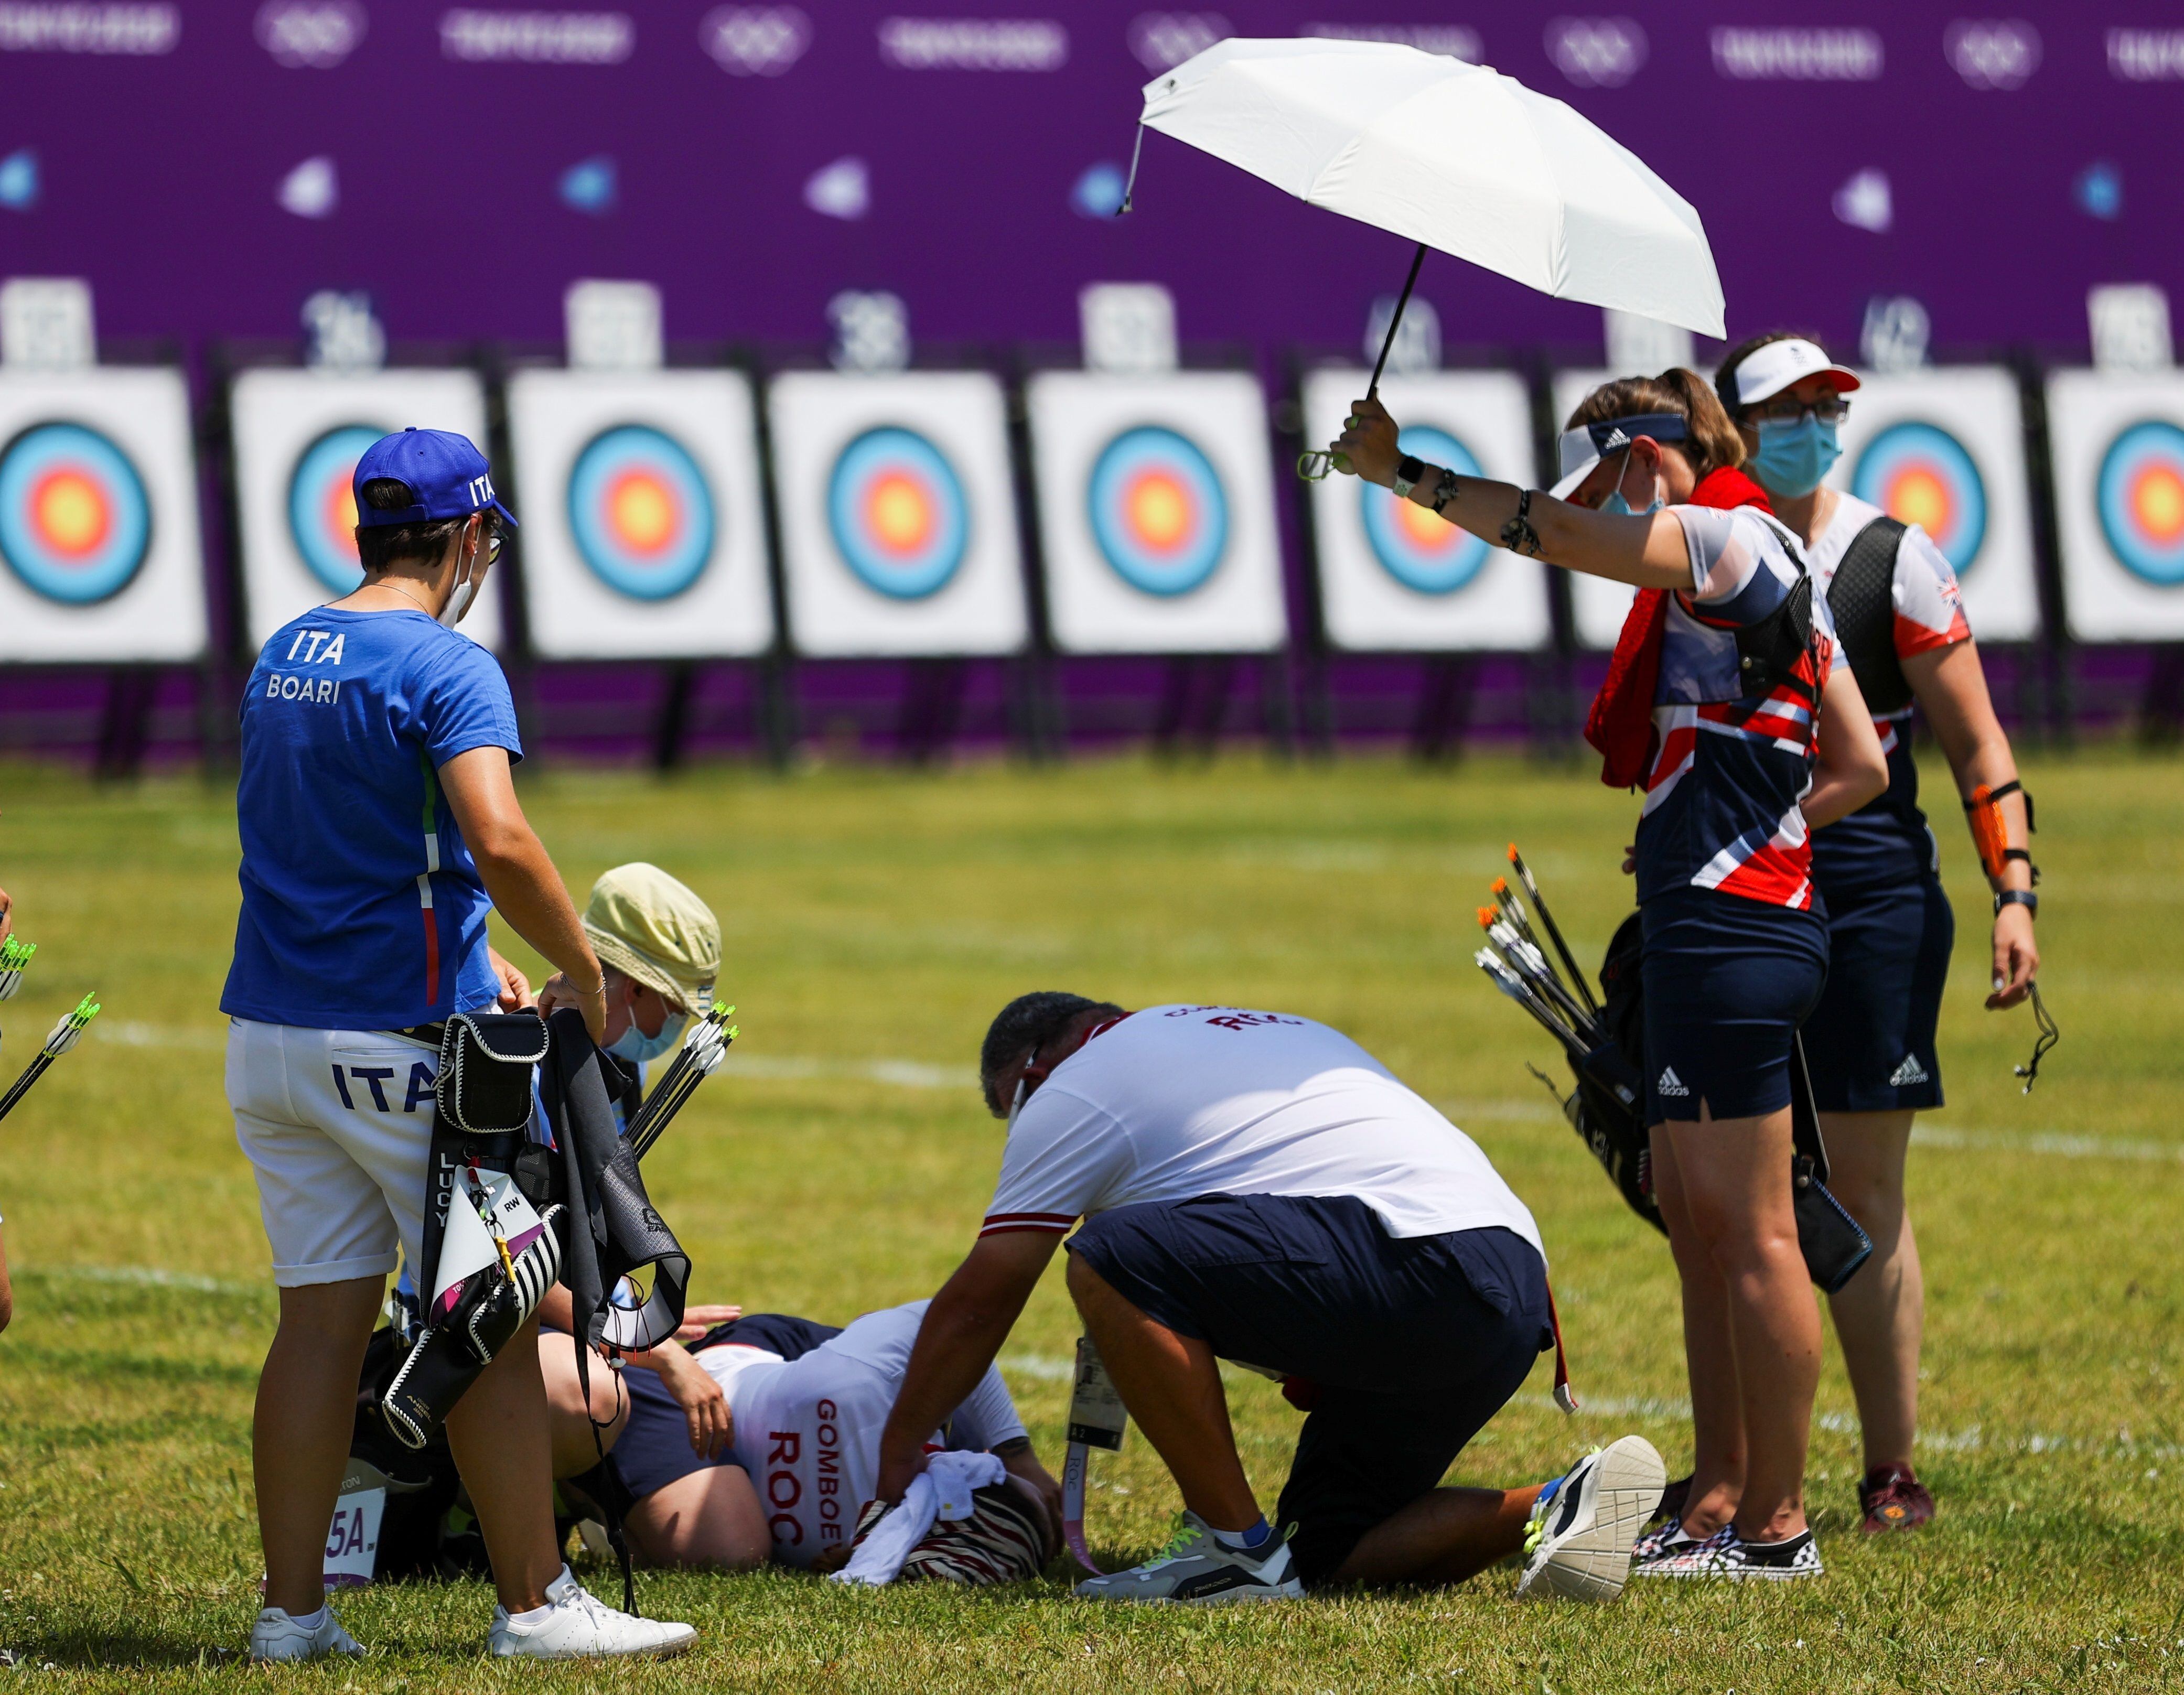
[1710,333,2041,1536]
[1330,385,1889,1580]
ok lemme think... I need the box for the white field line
[18,1263,262,1298]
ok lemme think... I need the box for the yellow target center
[34,470,107,556]
[610,473,678,554]
[869,473,932,553]
[2133,465,2184,543]
[1127,472,1191,552]
[1394,493,1454,550]
[1886,467,1951,536]
[325,473,361,563]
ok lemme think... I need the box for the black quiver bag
[381,1013,564,1452]
[1580,914,1874,1291]
[1554,912,1663,1234]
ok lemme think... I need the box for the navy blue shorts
[601,1313,840,1503]
[1641,884,1828,1123]
[1802,875,1952,1113]
[1067,1194,1551,1587]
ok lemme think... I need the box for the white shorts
[227,1018,442,1288]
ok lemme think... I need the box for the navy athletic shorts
[600,1312,840,1503]
[1802,875,1952,1113]
[1641,883,1828,1123]
[1066,1193,1551,1587]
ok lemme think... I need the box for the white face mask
[437,559,476,627]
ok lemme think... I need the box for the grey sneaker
[1516,1434,1667,1603]
[248,1605,364,1662]
[1074,1512,1303,1606]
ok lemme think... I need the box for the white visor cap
[1550,412,1691,500]
[1730,339,1862,408]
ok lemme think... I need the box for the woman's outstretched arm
[1331,397,1695,588]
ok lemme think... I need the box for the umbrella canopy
[1138,37,1726,339]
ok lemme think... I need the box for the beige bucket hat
[580,863,720,1016]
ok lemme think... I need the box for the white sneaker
[248,1605,364,1662]
[1074,1512,1304,1606]
[488,1568,698,1660]
[1516,1434,1667,1604]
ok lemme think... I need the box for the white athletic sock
[1212,1518,1273,1554]
[284,1605,327,1631]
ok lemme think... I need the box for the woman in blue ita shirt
[222,429,694,1664]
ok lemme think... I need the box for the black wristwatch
[1391,454,1426,500]
[1995,889,2038,920]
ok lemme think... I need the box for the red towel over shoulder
[1583,466,1774,789]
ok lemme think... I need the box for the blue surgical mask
[1752,416,1841,499]
[1600,451,1662,516]
[608,1010,687,1065]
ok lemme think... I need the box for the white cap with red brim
[1550,412,1692,500]
[1727,338,1861,408]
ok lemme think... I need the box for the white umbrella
[1128,36,1727,389]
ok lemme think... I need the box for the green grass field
[0,746,2179,1692]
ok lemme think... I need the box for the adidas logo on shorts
[1656,1067,1690,1098]
[1889,1054,1930,1087]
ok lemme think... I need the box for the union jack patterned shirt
[1633,505,1840,910]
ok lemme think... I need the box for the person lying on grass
[536,1294,1063,1582]
[873,993,1668,1605]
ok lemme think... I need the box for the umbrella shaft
[1367,242,1428,397]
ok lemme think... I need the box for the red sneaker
[1858,1464,1935,1534]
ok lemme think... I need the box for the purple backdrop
[5,2,2177,357]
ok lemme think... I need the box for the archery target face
[231,369,502,649]
[1028,371,1285,654]
[829,426,969,600]
[0,420,150,604]
[0,368,206,661]
[2048,371,2184,639]
[2097,422,2184,585]
[1829,368,2038,640]
[507,370,773,657]
[1306,369,1550,651]
[286,424,380,594]
[768,371,1025,657]
[1086,425,1228,598]
[1849,423,1986,573]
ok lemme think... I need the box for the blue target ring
[2096,419,2184,586]
[0,421,151,605]
[1360,426,1488,595]
[1087,425,1227,597]
[827,426,969,600]
[287,424,384,595]
[567,425,715,601]
[1850,421,1988,574]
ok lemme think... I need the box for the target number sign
[1361,426,1488,595]
[1851,421,1988,574]
[827,426,969,601]
[2096,420,2184,587]
[567,424,716,601]
[0,420,153,605]
[1086,425,1228,598]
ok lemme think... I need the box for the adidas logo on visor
[1656,1067,1690,1097]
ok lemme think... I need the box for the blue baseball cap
[352,427,518,529]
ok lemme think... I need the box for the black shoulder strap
[1827,516,1912,715]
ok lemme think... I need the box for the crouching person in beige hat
[538,863,722,1068]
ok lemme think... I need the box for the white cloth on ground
[830,1450,1007,1587]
